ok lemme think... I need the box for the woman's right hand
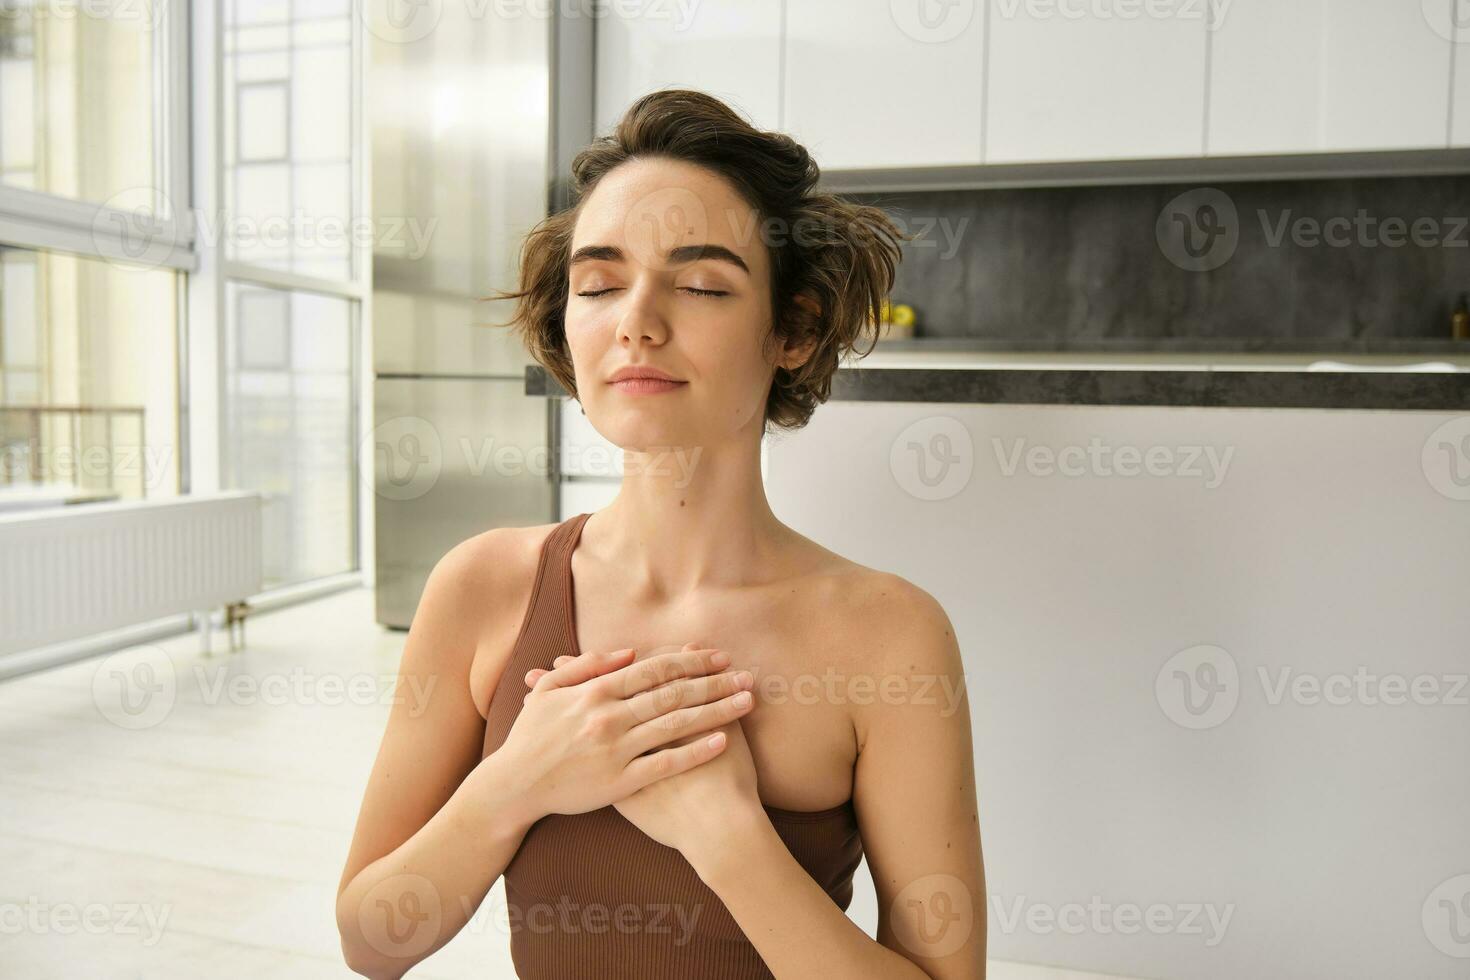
[494,644,755,821]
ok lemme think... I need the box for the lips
[608,376,687,394]
[606,365,687,394]
[607,365,681,384]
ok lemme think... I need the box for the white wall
[766,399,1470,980]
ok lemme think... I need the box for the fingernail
[710,650,730,667]
[733,670,752,688]
[733,691,752,708]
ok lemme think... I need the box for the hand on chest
[571,605,859,812]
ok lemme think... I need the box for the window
[0,0,366,595]
[0,1,186,506]
[219,0,365,588]
[223,0,356,279]
[0,247,177,499]
[224,281,356,586]
[0,1,159,204]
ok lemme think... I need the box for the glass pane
[222,0,355,280]
[0,1,159,208]
[0,247,178,502]
[223,280,355,588]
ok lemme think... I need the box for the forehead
[570,158,766,275]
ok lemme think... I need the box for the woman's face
[563,157,789,455]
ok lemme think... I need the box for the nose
[613,279,669,349]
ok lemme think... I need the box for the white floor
[0,586,1136,979]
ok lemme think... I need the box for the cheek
[562,306,608,367]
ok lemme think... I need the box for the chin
[589,412,695,456]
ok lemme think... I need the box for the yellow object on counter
[874,300,917,340]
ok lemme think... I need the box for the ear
[778,293,822,372]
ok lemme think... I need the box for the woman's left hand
[524,644,766,864]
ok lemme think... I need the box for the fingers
[622,727,729,789]
[623,668,753,726]
[524,654,575,688]
[601,645,730,700]
[532,646,634,691]
[625,684,754,757]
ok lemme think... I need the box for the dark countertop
[525,364,1470,411]
[870,337,1470,355]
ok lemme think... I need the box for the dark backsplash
[855,175,1470,347]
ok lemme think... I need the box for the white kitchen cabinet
[1210,0,1452,155]
[1451,16,1470,146]
[783,0,986,169]
[594,0,783,136]
[984,0,1207,163]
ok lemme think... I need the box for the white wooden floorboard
[0,585,1137,980]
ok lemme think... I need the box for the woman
[337,88,985,979]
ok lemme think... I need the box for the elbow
[339,938,407,980]
[336,898,409,980]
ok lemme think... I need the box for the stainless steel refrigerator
[369,7,577,628]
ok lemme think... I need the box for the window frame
[0,0,196,271]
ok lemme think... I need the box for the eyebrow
[568,243,750,275]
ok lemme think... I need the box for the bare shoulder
[793,536,958,658]
[789,538,965,745]
[432,521,564,721]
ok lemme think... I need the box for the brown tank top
[482,511,864,978]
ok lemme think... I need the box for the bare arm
[688,581,987,979]
[335,530,749,978]
[335,532,534,979]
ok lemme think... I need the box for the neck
[586,436,791,597]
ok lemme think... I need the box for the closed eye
[575,287,728,298]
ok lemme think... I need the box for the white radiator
[0,491,263,657]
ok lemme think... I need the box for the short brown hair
[487,88,906,431]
